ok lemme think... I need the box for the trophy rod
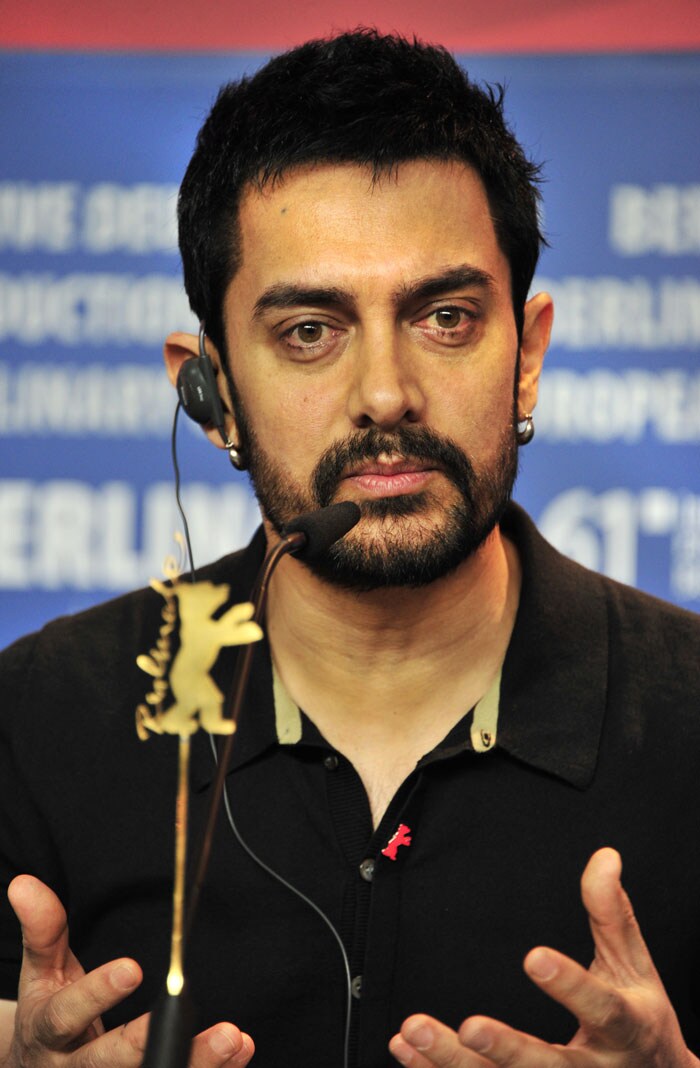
[142,737,196,1068]
[167,736,190,996]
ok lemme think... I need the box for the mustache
[312,425,477,506]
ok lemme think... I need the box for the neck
[264,524,521,743]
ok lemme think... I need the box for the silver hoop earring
[226,440,247,470]
[516,414,535,446]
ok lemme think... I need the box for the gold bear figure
[136,580,263,739]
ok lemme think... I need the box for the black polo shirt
[1,504,699,1068]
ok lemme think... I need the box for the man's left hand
[389,848,700,1068]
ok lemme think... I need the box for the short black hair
[178,28,545,354]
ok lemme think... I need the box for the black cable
[170,401,197,582]
[208,732,353,1068]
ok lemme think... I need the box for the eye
[414,303,479,338]
[295,322,324,344]
[411,302,482,350]
[433,307,465,329]
[427,306,477,331]
[278,318,344,359]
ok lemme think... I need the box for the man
[1,29,699,1068]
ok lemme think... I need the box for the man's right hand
[4,875,254,1067]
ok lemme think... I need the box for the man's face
[222,160,528,589]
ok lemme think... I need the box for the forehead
[232,160,510,298]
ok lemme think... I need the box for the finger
[581,847,654,980]
[60,1018,256,1068]
[30,959,142,1051]
[523,945,639,1051]
[458,1016,579,1068]
[190,1024,255,1067]
[8,875,76,980]
[390,1014,492,1067]
[64,1012,150,1068]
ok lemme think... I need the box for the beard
[235,404,519,591]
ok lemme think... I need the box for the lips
[344,457,436,478]
[341,454,439,497]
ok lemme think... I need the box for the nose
[346,327,426,430]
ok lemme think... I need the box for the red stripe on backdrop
[2,0,700,51]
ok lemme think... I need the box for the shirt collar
[191,503,609,792]
[496,504,609,789]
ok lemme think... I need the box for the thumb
[581,848,655,981]
[8,875,82,983]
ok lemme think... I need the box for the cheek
[434,365,515,461]
[244,385,337,468]
[441,361,514,417]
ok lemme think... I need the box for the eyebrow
[253,285,351,320]
[398,265,496,305]
[251,264,496,320]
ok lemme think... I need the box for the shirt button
[323,754,339,770]
[351,975,363,999]
[358,858,375,882]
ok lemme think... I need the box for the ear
[163,331,239,450]
[517,292,553,417]
[163,331,199,386]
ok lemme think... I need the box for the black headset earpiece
[176,323,228,444]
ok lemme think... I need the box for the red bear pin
[381,823,412,860]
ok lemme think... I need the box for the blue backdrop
[1,52,699,649]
